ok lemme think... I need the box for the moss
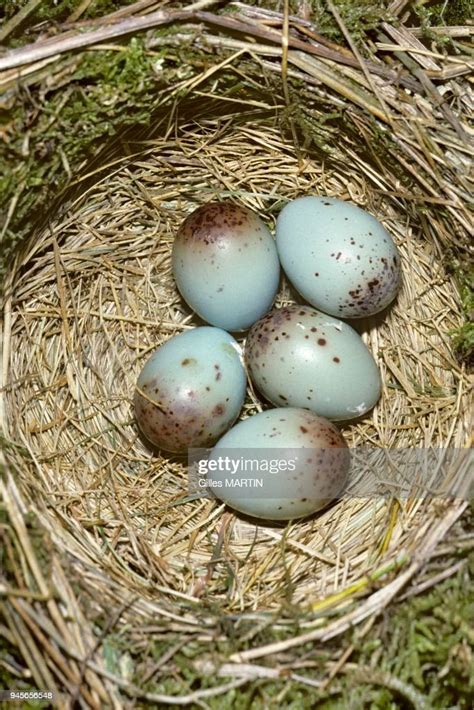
[445,258,474,366]
[0,507,52,587]
[1,526,471,707]
[93,539,471,707]
[414,0,472,27]
[83,547,470,706]
[0,36,169,284]
[288,0,390,45]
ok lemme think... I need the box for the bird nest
[0,2,472,705]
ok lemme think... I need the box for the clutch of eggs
[132,196,400,520]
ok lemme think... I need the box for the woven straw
[0,2,472,705]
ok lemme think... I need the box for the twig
[379,25,470,143]
[397,559,465,601]
[231,503,467,662]
[350,667,428,710]
[0,0,44,43]
[0,6,420,92]
[408,25,474,38]
[0,9,189,70]
[326,0,393,126]
[388,0,412,18]
[214,661,323,689]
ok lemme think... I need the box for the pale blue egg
[134,327,246,453]
[205,408,350,520]
[276,196,401,318]
[172,202,280,331]
[245,305,381,420]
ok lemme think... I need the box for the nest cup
[1,4,471,705]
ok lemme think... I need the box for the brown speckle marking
[175,201,258,246]
[333,357,340,363]
[300,426,308,433]
[318,338,327,346]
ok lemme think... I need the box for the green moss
[0,36,168,284]
[445,259,474,366]
[290,0,390,44]
[77,547,469,707]
[1,526,470,707]
[415,0,472,27]
[96,542,471,707]
[0,507,52,587]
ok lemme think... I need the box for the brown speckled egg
[134,327,246,453]
[205,407,350,520]
[245,305,380,420]
[172,202,280,331]
[276,196,401,318]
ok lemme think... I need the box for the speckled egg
[172,202,280,331]
[205,408,350,520]
[245,305,381,420]
[134,327,246,453]
[276,196,401,318]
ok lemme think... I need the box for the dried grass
[0,1,472,704]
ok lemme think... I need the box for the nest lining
[2,111,470,616]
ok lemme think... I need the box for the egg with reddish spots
[134,327,246,453]
[245,305,380,421]
[276,196,401,318]
[205,408,350,520]
[172,202,280,331]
